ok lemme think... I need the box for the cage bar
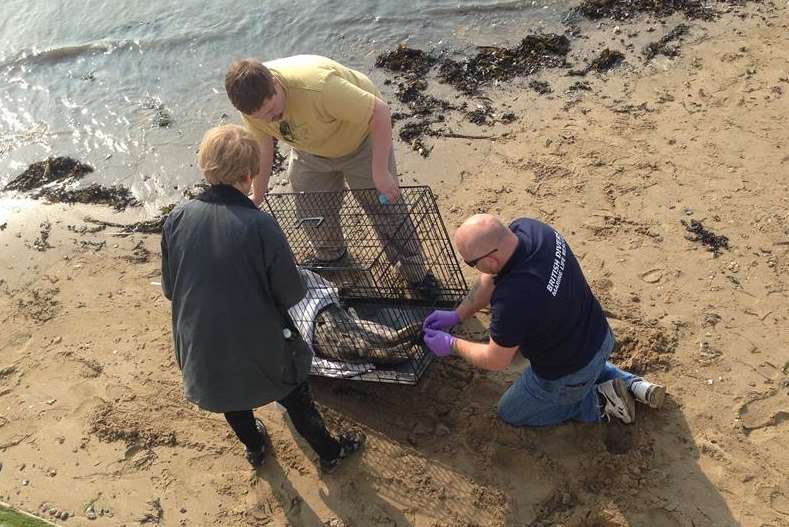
[265,186,468,385]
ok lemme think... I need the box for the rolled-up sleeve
[322,75,377,126]
[260,216,306,310]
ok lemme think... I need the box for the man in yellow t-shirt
[225,55,435,291]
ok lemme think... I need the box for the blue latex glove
[423,310,460,331]
[424,328,455,357]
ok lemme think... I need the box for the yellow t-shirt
[241,55,380,158]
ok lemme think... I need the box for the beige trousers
[288,136,426,284]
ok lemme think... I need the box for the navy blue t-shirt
[490,218,607,380]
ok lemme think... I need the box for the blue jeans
[496,327,640,427]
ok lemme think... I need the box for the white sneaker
[597,379,636,424]
[630,380,666,409]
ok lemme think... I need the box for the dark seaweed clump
[390,74,460,154]
[272,143,288,174]
[578,0,714,21]
[465,100,517,126]
[84,215,168,235]
[644,24,690,61]
[682,219,730,255]
[3,156,93,192]
[32,220,52,251]
[375,37,567,156]
[5,156,141,211]
[394,79,458,117]
[181,182,210,200]
[398,122,435,158]
[375,45,460,157]
[142,97,174,128]
[569,81,593,92]
[36,184,141,212]
[438,35,571,95]
[375,45,438,76]
[569,49,626,76]
[378,48,458,119]
[529,80,554,94]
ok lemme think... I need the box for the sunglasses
[279,121,294,142]
[464,248,497,268]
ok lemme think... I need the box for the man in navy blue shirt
[423,214,666,426]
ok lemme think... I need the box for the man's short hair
[225,59,276,115]
[197,125,261,186]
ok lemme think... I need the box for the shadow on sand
[301,358,739,526]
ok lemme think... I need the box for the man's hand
[423,328,455,357]
[249,191,266,207]
[249,135,274,208]
[372,169,400,204]
[423,310,460,331]
[369,99,399,203]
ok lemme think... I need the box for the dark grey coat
[161,185,310,412]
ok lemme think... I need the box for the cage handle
[296,216,325,229]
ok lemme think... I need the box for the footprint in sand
[640,268,664,284]
[756,483,789,516]
[738,382,789,432]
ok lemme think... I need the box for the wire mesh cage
[265,186,468,385]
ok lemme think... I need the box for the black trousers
[224,382,341,461]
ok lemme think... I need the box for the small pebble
[22,479,29,486]
[87,511,97,520]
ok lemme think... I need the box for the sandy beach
[0,2,787,526]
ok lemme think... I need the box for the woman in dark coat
[161,124,362,471]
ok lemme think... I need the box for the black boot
[319,431,365,474]
[244,418,268,467]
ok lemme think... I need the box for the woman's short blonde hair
[197,124,261,186]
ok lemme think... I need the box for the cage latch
[296,216,325,229]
